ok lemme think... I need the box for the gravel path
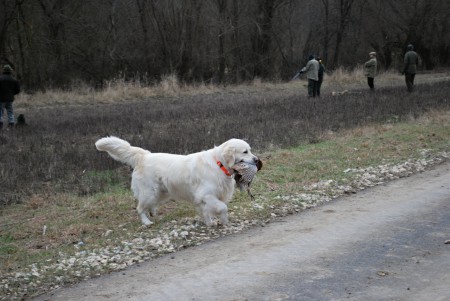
[33,161,450,301]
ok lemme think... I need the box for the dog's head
[220,139,261,170]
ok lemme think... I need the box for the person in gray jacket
[0,64,21,128]
[364,52,377,90]
[299,55,319,97]
[403,44,419,92]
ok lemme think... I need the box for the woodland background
[1,0,450,90]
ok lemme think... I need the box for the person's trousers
[308,79,318,97]
[405,73,415,92]
[316,78,323,96]
[367,77,374,90]
[0,102,14,124]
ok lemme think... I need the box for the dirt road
[34,162,450,301]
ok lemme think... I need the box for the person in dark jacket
[0,64,21,128]
[403,44,419,92]
[316,57,325,97]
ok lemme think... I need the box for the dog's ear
[222,145,236,167]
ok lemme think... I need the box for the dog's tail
[95,136,149,168]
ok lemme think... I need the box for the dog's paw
[140,216,154,227]
[219,214,229,225]
[204,219,217,227]
[139,223,153,230]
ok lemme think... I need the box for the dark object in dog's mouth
[256,159,263,171]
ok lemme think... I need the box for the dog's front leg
[201,196,229,226]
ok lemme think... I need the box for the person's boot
[0,122,3,130]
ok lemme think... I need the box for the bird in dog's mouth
[233,159,263,200]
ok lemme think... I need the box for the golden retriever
[95,136,260,226]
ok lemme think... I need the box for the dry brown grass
[17,73,223,107]
[16,69,450,109]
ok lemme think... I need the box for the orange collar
[217,161,232,177]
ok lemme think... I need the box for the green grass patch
[0,235,18,256]
[253,113,450,198]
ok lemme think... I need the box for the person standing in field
[403,44,419,92]
[299,55,319,97]
[364,52,377,90]
[0,64,21,129]
[316,57,325,97]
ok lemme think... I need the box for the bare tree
[384,0,447,69]
[0,0,25,65]
[215,0,227,83]
[320,0,331,64]
[331,0,355,68]
[1,0,449,89]
[251,0,277,78]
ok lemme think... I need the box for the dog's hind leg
[137,201,153,226]
[133,187,156,226]
[132,178,161,226]
[135,190,168,226]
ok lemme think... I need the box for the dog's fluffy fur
[95,136,259,226]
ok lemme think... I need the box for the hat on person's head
[369,52,376,57]
[2,64,13,73]
[308,54,315,60]
[407,44,414,50]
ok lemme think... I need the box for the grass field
[1,69,450,300]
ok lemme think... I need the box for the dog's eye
[243,150,248,154]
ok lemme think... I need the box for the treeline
[1,0,449,90]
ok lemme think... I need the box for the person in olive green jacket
[403,44,419,92]
[364,52,377,90]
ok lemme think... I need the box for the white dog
[95,136,260,226]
